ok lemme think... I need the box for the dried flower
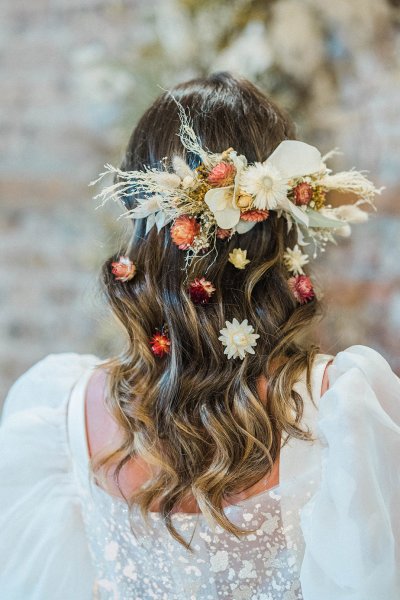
[188,277,216,304]
[207,162,236,187]
[283,244,310,275]
[240,209,270,222]
[150,333,171,357]
[204,187,241,229]
[288,275,315,304]
[293,182,313,206]
[171,215,200,250]
[111,256,136,282]
[240,163,289,210]
[237,193,253,209]
[228,248,250,269]
[309,186,326,210]
[218,318,260,360]
[333,204,369,223]
[216,227,233,240]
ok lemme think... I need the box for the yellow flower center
[261,175,274,189]
[232,333,247,346]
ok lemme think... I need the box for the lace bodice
[67,355,332,599]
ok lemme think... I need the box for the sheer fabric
[0,346,399,599]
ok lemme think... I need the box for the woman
[0,72,399,600]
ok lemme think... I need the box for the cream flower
[204,152,247,229]
[283,244,310,275]
[228,248,250,269]
[204,187,240,229]
[240,140,325,225]
[218,318,260,360]
[240,163,289,210]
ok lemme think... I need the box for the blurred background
[1,0,400,402]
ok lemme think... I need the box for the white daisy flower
[218,318,260,360]
[228,248,250,269]
[283,244,310,275]
[240,163,289,210]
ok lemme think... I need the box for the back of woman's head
[97,72,321,546]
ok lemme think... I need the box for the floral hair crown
[89,99,382,360]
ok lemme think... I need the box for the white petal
[229,151,248,170]
[235,220,257,234]
[230,152,248,200]
[204,187,232,212]
[155,210,169,232]
[266,140,323,179]
[145,214,156,234]
[279,197,310,227]
[130,196,161,218]
[214,205,241,229]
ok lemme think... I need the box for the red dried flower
[188,277,216,304]
[207,162,236,187]
[150,333,171,357]
[111,256,136,282]
[216,227,233,240]
[171,215,200,250]
[293,182,313,206]
[288,275,315,304]
[240,209,270,222]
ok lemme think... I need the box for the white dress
[0,345,399,600]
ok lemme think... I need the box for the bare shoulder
[320,358,333,397]
[85,367,119,458]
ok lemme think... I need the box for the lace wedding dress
[0,345,399,599]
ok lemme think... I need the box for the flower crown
[90,100,382,360]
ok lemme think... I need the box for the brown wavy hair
[93,72,322,548]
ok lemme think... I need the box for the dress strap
[67,364,98,489]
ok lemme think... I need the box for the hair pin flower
[228,248,250,270]
[219,318,259,360]
[150,325,171,357]
[111,256,136,282]
[283,244,310,276]
[188,277,216,304]
[288,275,315,304]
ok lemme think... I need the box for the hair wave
[93,72,322,547]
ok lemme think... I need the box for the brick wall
[1,1,399,405]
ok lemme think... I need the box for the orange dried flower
[293,182,313,206]
[111,256,136,282]
[240,210,270,222]
[207,162,236,187]
[171,215,200,250]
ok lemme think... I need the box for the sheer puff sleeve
[300,345,400,600]
[0,352,101,600]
